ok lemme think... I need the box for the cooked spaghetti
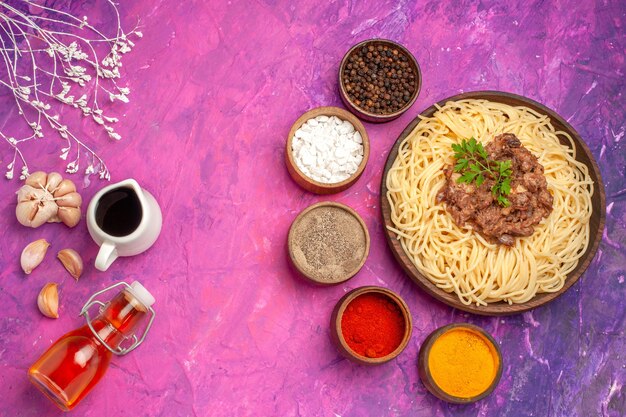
[385,99,593,305]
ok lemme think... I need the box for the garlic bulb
[15,171,82,228]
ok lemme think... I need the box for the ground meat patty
[438,133,553,246]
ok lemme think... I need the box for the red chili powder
[340,293,406,358]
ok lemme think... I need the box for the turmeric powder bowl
[330,286,412,365]
[418,323,503,403]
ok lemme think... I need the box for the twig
[0,0,141,180]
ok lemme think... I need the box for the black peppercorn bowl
[339,39,421,123]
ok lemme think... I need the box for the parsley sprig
[451,138,513,207]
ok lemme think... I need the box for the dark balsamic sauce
[95,187,142,237]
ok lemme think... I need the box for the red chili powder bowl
[331,286,413,365]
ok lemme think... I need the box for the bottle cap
[81,281,156,355]
[129,281,155,308]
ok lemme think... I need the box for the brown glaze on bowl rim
[287,201,370,285]
[330,286,413,365]
[285,106,370,194]
[418,323,503,404]
[338,39,422,123]
[380,90,606,316]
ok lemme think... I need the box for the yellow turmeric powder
[428,328,499,398]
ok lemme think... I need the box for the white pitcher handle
[95,241,118,271]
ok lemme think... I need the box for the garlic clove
[45,172,63,192]
[16,199,58,228]
[53,179,76,198]
[16,185,58,228]
[25,171,48,188]
[57,206,81,227]
[46,214,61,224]
[37,283,59,319]
[21,239,50,274]
[16,201,39,227]
[57,249,83,280]
[35,201,59,227]
[16,184,43,202]
[56,192,82,208]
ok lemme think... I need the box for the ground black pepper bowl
[418,323,503,403]
[285,106,370,194]
[339,39,421,123]
[330,286,412,365]
[287,202,370,285]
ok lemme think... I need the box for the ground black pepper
[290,206,367,282]
[342,41,417,115]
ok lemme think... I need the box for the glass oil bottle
[28,281,156,411]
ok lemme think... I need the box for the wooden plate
[380,91,606,315]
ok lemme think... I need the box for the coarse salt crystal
[334,148,348,159]
[292,115,364,184]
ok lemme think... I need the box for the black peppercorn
[342,41,418,115]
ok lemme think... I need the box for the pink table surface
[1,1,625,416]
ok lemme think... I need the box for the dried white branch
[0,0,141,180]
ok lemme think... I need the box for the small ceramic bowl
[339,39,422,123]
[418,323,503,403]
[285,106,370,194]
[330,286,413,365]
[288,202,370,285]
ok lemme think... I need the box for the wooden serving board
[379,91,606,316]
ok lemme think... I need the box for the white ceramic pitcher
[87,179,162,271]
